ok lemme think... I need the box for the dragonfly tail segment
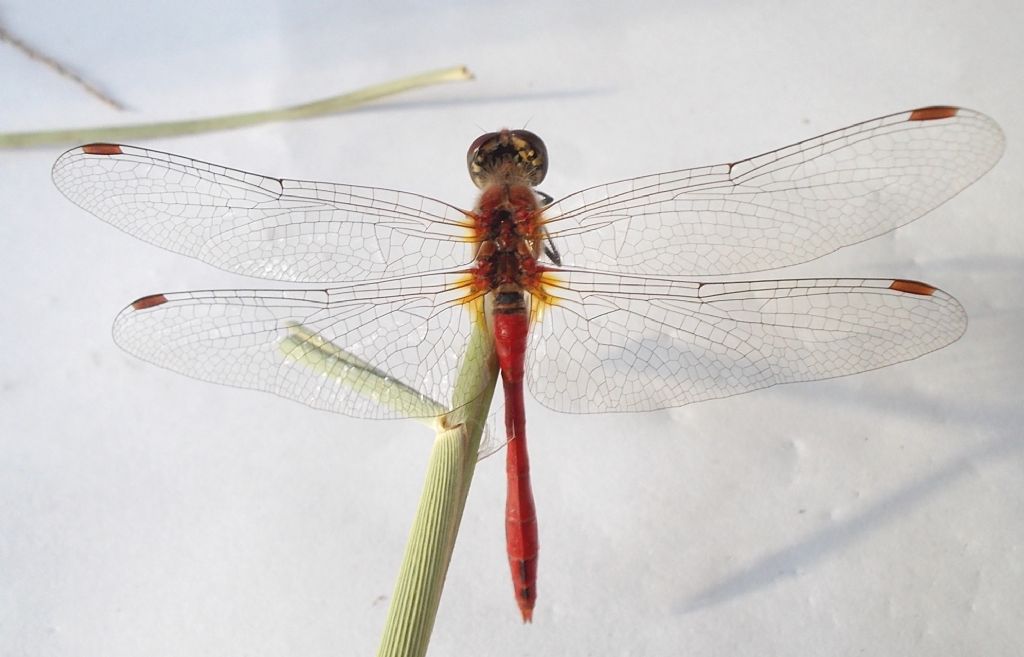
[494,305,538,623]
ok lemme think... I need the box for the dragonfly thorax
[470,181,548,298]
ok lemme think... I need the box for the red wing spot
[889,279,937,296]
[82,143,123,155]
[908,106,959,122]
[131,294,169,310]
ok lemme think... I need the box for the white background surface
[2,1,1022,655]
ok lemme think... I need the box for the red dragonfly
[53,106,1003,622]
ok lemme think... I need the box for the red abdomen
[494,306,538,622]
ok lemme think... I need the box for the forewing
[113,271,490,420]
[542,107,1003,275]
[527,271,966,413]
[53,144,475,282]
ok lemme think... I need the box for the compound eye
[467,132,499,164]
[466,132,501,189]
[466,129,549,188]
[509,130,548,185]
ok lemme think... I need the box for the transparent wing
[475,404,509,461]
[113,271,493,420]
[527,271,966,413]
[52,144,476,282]
[542,107,1003,275]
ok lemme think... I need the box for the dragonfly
[52,106,1003,622]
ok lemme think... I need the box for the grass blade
[0,65,473,149]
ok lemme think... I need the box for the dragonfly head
[467,129,548,189]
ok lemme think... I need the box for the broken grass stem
[278,318,497,657]
[0,65,473,149]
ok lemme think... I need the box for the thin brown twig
[0,24,125,110]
